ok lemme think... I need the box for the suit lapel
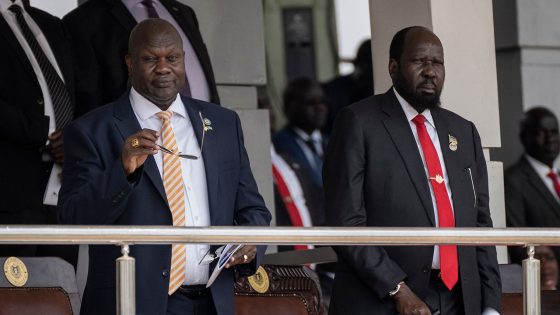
[0,15,37,81]
[113,93,167,203]
[182,97,219,224]
[381,91,436,226]
[109,0,137,32]
[520,157,560,220]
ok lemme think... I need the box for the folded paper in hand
[206,244,243,288]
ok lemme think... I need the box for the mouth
[152,80,175,88]
[418,83,436,94]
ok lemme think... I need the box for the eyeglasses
[158,112,207,160]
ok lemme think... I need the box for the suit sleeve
[231,113,272,275]
[323,107,407,299]
[58,121,140,225]
[471,123,502,311]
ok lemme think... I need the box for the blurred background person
[273,77,329,189]
[322,39,373,134]
[0,0,77,266]
[505,107,560,274]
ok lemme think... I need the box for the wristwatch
[388,281,405,297]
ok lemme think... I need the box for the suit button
[37,98,44,105]
[422,266,429,274]
[162,270,169,278]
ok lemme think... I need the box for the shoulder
[338,93,386,122]
[504,157,529,181]
[70,101,117,131]
[185,97,239,124]
[434,107,474,128]
[161,0,196,15]
[272,127,295,146]
[63,0,111,24]
[27,6,63,26]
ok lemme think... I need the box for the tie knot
[156,110,173,123]
[141,0,155,8]
[548,171,558,181]
[8,4,23,15]
[412,114,426,126]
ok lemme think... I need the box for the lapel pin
[448,134,458,151]
[203,117,212,132]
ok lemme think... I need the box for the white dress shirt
[130,88,210,285]
[0,0,64,139]
[123,0,210,102]
[394,88,500,315]
[293,127,324,170]
[526,154,560,202]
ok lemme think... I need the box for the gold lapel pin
[448,134,458,151]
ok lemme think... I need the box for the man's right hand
[122,129,159,176]
[392,283,431,315]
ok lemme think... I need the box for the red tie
[412,114,458,290]
[546,171,560,199]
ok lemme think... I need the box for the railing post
[523,245,540,315]
[117,244,135,315]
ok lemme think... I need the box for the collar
[129,87,186,121]
[293,127,322,143]
[393,87,435,129]
[526,154,558,177]
[122,0,160,11]
[0,0,24,14]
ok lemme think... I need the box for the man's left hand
[225,245,257,268]
[47,129,64,164]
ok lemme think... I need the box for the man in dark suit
[58,19,270,315]
[0,0,77,265]
[273,77,329,188]
[505,107,560,264]
[63,0,220,117]
[324,26,501,315]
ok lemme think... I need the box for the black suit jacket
[58,92,271,315]
[0,6,75,225]
[323,89,501,314]
[63,0,219,116]
[505,156,560,261]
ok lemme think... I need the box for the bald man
[59,19,270,315]
[324,26,501,315]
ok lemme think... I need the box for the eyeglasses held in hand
[159,112,207,160]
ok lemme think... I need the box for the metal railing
[1,225,558,315]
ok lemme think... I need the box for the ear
[388,58,398,81]
[125,54,133,76]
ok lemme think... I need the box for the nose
[422,62,436,78]
[154,58,171,74]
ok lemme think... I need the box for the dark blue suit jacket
[273,127,328,187]
[58,93,271,315]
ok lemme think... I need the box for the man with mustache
[324,26,501,314]
[59,19,270,315]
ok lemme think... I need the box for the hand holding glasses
[159,112,207,160]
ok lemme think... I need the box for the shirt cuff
[482,307,500,315]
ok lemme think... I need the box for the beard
[394,73,441,113]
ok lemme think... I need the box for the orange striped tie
[157,110,186,295]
